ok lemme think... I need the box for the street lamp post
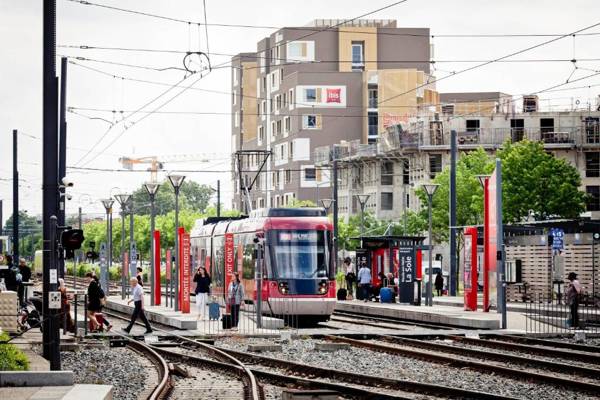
[114,194,131,299]
[100,199,114,295]
[354,194,370,247]
[144,182,160,306]
[168,174,185,311]
[321,198,334,215]
[422,183,439,307]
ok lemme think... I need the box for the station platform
[335,300,501,329]
[105,294,284,336]
[431,295,528,312]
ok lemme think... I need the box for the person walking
[136,267,144,286]
[434,271,444,297]
[86,272,102,331]
[357,262,372,302]
[58,278,75,333]
[566,272,582,329]
[227,272,244,330]
[193,267,211,320]
[343,257,356,297]
[17,258,31,306]
[123,277,152,334]
[93,275,113,331]
[1,255,18,293]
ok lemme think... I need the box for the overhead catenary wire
[62,0,600,39]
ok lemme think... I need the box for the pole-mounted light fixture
[144,182,160,197]
[114,193,131,211]
[321,198,334,213]
[167,174,185,192]
[476,175,490,189]
[422,183,440,197]
[100,198,114,211]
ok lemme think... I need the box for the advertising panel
[295,85,347,108]
[484,171,498,311]
[180,230,191,313]
[153,230,161,305]
[398,244,416,303]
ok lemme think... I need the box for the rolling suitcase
[380,287,393,303]
[222,313,233,329]
[209,302,220,321]
[89,312,104,332]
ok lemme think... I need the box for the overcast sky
[1,0,599,222]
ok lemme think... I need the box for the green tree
[497,140,587,222]
[417,147,495,242]
[285,199,316,208]
[130,180,214,215]
[3,211,43,258]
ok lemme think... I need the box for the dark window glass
[381,192,393,210]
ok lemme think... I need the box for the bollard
[84,294,88,336]
[74,293,78,337]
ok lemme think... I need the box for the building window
[305,88,317,102]
[510,119,525,142]
[540,118,554,134]
[368,112,378,137]
[284,116,291,133]
[351,41,364,71]
[585,117,600,144]
[262,77,267,91]
[232,90,237,105]
[233,68,238,86]
[429,154,442,179]
[368,88,378,109]
[289,89,295,108]
[271,121,276,139]
[466,119,480,133]
[283,92,287,107]
[285,169,291,184]
[381,161,394,185]
[234,112,239,128]
[276,120,282,135]
[302,114,321,129]
[381,192,393,211]
[275,95,281,111]
[261,100,267,115]
[304,168,316,181]
[586,152,600,178]
[587,186,600,211]
[289,141,294,159]
[258,126,264,142]
[280,68,284,84]
[403,159,410,185]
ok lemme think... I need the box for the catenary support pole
[42,0,61,370]
[13,129,19,264]
[449,129,457,296]
[217,180,221,217]
[58,57,67,279]
[332,158,339,272]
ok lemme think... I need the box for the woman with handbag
[227,272,244,330]
[194,267,211,320]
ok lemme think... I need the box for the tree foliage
[130,180,214,215]
[497,140,586,222]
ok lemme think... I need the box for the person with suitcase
[193,267,211,320]
[227,272,245,330]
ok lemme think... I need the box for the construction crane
[119,153,228,182]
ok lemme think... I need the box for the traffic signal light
[61,229,85,250]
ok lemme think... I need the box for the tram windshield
[269,230,330,279]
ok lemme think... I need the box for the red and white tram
[190,208,336,322]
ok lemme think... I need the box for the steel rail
[324,335,600,395]
[153,346,414,400]
[126,338,171,400]
[208,343,516,400]
[489,334,600,354]
[389,335,600,380]
[449,335,600,365]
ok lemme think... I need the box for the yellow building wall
[377,69,420,133]
[241,61,258,143]
[338,27,378,72]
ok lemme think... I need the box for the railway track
[124,337,171,400]
[100,309,263,400]
[486,334,600,354]
[331,309,453,330]
[162,338,512,400]
[324,335,600,396]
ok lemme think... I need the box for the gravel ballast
[61,346,149,400]
[216,337,598,400]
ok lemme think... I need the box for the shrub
[0,332,29,371]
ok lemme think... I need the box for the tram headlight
[318,280,329,294]
[278,281,289,295]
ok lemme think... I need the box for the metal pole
[13,129,19,264]
[593,235,596,300]
[58,57,67,279]
[42,0,60,370]
[129,200,134,287]
[108,208,113,283]
[332,158,339,272]
[428,194,433,307]
[150,194,155,306]
[216,180,221,217]
[174,189,180,311]
[120,209,125,299]
[403,184,407,235]
[449,129,457,296]
[256,239,263,328]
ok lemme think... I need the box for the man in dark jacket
[0,255,18,292]
[17,258,32,305]
[434,271,444,297]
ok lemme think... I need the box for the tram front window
[270,230,329,279]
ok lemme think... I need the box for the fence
[525,293,600,334]
[194,294,301,336]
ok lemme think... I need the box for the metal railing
[525,292,599,334]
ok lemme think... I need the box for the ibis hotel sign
[296,85,347,108]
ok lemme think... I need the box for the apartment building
[230,19,435,211]
[315,93,600,221]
